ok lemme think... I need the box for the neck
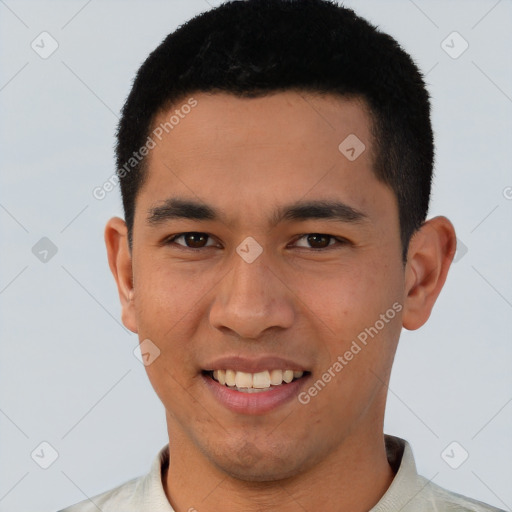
[163,424,395,512]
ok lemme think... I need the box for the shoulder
[57,444,172,512]
[376,435,505,512]
[412,475,506,512]
[57,476,143,512]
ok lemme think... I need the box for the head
[105,0,456,483]
[116,0,434,263]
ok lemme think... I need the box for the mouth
[202,369,310,393]
[200,355,312,414]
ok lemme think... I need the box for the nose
[209,249,295,340]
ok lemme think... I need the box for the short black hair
[115,0,433,262]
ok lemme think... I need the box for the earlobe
[104,217,138,333]
[402,216,457,331]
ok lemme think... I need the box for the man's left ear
[402,216,457,330]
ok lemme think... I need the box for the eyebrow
[146,197,368,227]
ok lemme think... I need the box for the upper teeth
[212,369,304,389]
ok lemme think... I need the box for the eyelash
[162,232,350,251]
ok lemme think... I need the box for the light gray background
[1,1,511,511]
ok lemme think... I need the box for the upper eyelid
[291,234,350,249]
[166,232,220,247]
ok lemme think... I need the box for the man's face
[126,92,406,480]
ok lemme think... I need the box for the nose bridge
[209,247,294,338]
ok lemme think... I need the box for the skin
[105,91,456,512]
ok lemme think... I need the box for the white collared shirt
[58,435,504,511]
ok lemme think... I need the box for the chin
[218,461,301,483]
[208,442,311,483]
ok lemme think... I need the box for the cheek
[135,261,207,327]
[132,262,212,379]
[304,266,384,328]
[302,260,403,359]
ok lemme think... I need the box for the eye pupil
[308,234,330,248]
[186,233,207,248]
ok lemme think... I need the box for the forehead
[150,91,374,160]
[137,91,392,229]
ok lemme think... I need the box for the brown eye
[184,233,209,248]
[166,232,215,249]
[307,234,332,248]
[294,233,337,249]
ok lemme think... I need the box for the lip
[202,371,310,415]
[202,355,309,373]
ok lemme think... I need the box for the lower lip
[202,373,309,415]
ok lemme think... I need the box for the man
[60,0,503,510]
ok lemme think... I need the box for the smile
[206,369,306,392]
[202,368,310,413]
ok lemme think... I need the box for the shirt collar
[146,434,422,511]
[370,434,426,511]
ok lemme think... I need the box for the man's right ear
[104,217,138,333]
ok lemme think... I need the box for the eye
[163,232,348,251]
[164,232,219,249]
[292,233,348,250]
